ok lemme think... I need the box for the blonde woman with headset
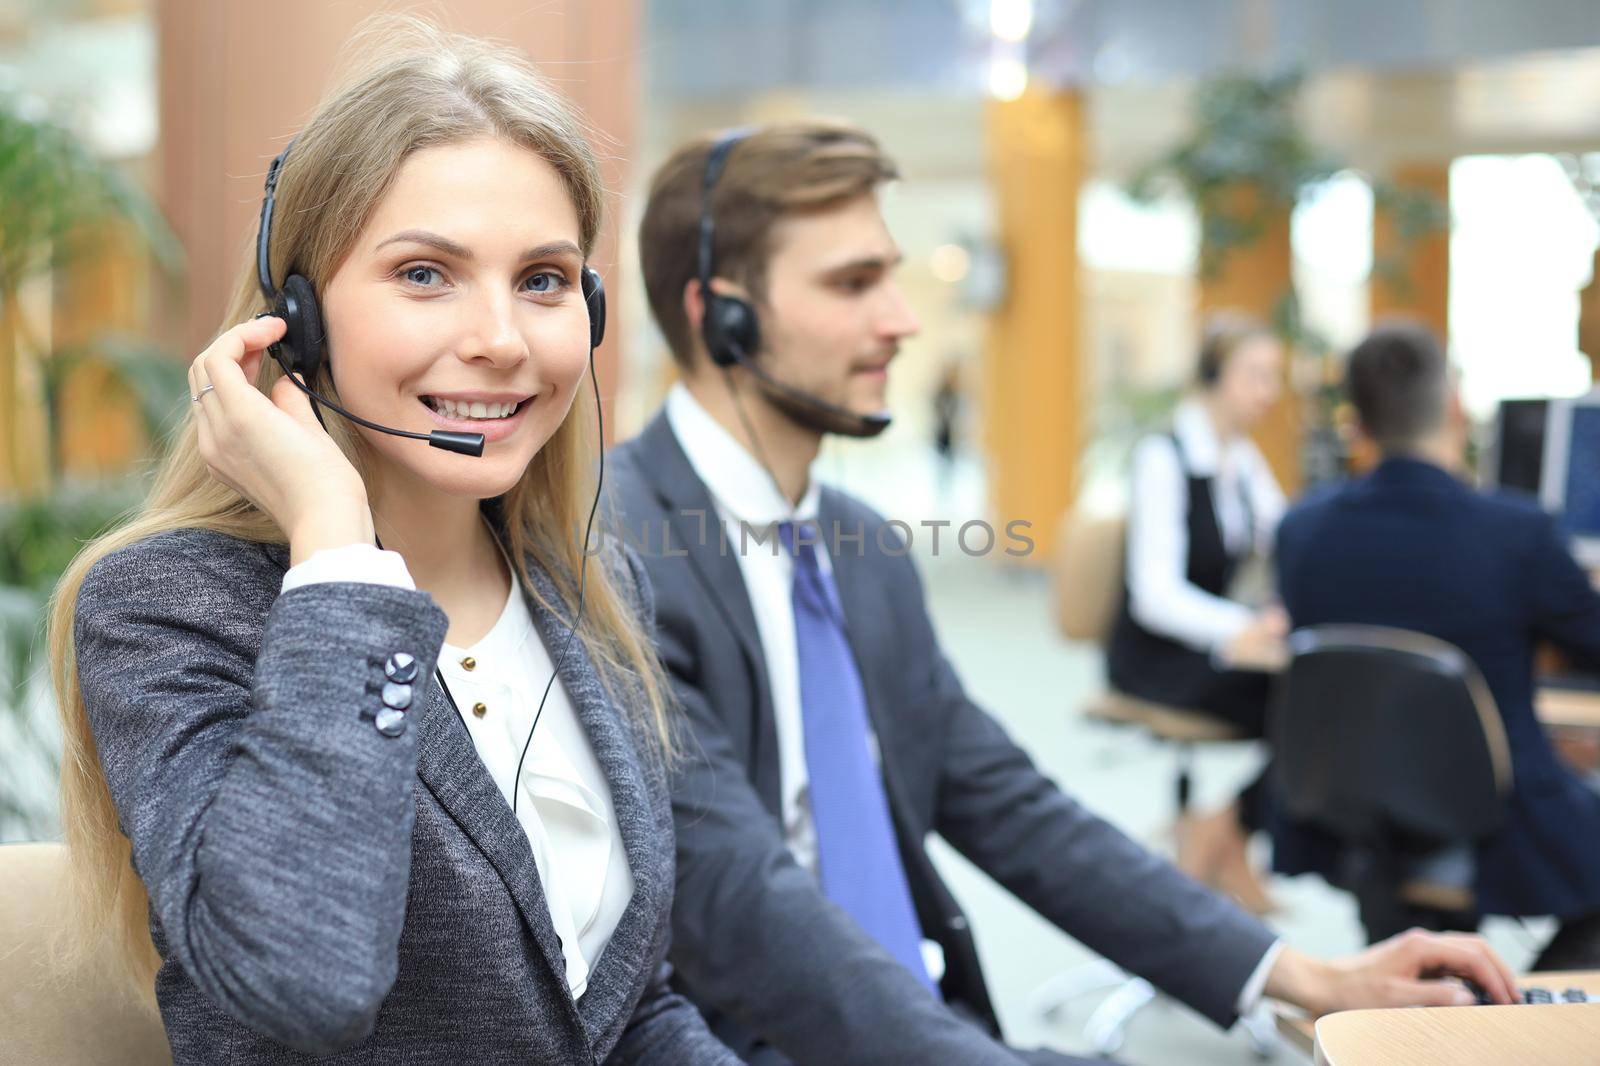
[47,17,736,1064]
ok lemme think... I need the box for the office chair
[1038,507,1271,1057]
[0,842,171,1065]
[1273,625,1513,942]
[1051,507,1249,808]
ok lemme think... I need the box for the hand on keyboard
[1461,982,1595,1005]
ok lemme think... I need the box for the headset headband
[697,127,753,297]
[257,139,296,302]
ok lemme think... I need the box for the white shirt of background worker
[1126,320,1290,667]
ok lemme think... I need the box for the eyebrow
[373,229,583,263]
[822,251,904,274]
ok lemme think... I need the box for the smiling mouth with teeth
[421,397,527,421]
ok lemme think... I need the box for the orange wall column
[983,89,1087,562]
[1581,247,1600,382]
[0,282,44,494]
[1198,187,1300,494]
[52,226,147,480]
[1371,161,1451,341]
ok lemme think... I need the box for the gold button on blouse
[472,702,488,718]
[461,656,477,671]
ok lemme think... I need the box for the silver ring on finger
[191,383,216,404]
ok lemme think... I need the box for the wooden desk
[1536,684,1600,731]
[1276,971,1600,1063]
[1535,683,1600,773]
[1314,1004,1600,1065]
[1535,642,1600,731]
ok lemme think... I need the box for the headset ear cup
[721,296,759,361]
[581,267,606,349]
[703,293,760,368]
[277,273,326,380]
[700,294,732,367]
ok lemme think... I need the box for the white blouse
[1125,397,1287,654]
[282,534,633,999]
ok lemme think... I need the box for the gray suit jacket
[608,412,1278,1065]
[73,525,738,1064]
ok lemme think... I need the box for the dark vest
[1106,432,1252,708]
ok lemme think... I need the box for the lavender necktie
[781,521,935,992]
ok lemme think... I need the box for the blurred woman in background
[1107,312,1289,913]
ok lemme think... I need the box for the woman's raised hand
[189,315,375,559]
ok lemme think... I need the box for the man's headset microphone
[251,139,604,812]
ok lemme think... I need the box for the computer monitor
[1486,398,1549,495]
[1541,389,1600,568]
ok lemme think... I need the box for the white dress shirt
[668,384,1282,1016]
[665,385,946,981]
[665,384,826,877]
[281,525,633,1000]
[1126,397,1286,654]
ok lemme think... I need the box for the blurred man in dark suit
[1277,322,1600,968]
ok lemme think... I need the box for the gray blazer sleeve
[74,533,449,1054]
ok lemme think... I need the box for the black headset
[255,138,607,815]
[697,128,760,368]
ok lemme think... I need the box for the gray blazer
[609,412,1277,1065]
[73,525,738,1064]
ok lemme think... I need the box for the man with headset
[608,122,1518,1064]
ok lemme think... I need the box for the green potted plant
[1,90,186,492]
[0,92,185,838]
[1125,70,1447,481]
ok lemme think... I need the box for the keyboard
[1470,985,1597,1005]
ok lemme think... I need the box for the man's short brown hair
[1346,320,1449,451]
[638,121,899,370]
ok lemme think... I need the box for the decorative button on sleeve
[365,652,419,737]
[385,652,419,683]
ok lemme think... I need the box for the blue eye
[402,265,442,287]
[523,271,568,294]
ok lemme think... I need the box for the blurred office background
[5,1,1600,1061]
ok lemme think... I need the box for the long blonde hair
[44,15,670,999]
